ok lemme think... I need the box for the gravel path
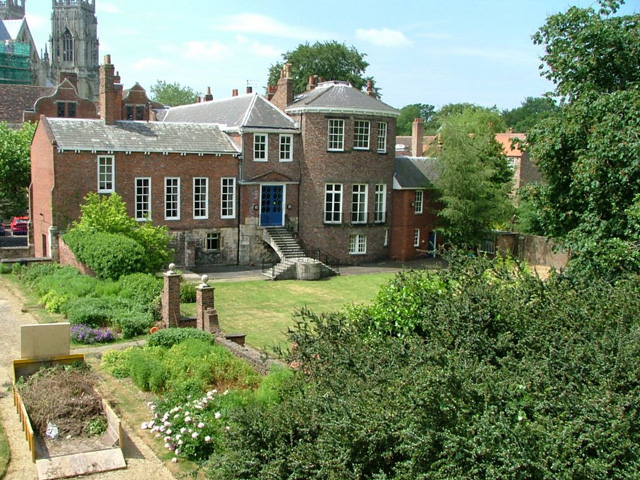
[0,278,175,480]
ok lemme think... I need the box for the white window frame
[384,228,389,247]
[164,177,180,220]
[374,184,387,223]
[414,228,421,247]
[254,133,268,162]
[353,120,370,150]
[414,190,424,214]
[324,183,343,224]
[205,232,220,251]
[349,234,367,255]
[135,177,151,221]
[97,155,114,193]
[327,119,345,151]
[279,134,293,162]
[221,177,236,219]
[351,184,368,224]
[193,177,209,219]
[377,122,388,153]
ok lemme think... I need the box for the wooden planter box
[12,354,126,480]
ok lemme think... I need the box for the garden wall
[58,238,96,276]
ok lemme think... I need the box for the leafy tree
[526,0,640,276]
[267,41,371,94]
[149,80,199,107]
[0,121,35,219]
[501,96,560,132]
[207,254,640,479]
[430,108,514,249]
[69,192,173,274]
[396,103,436,136]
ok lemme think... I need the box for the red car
[10,216,28,235]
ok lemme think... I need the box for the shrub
[113,310,155,339]
[63,229,145,280]
[179,282,197,303]
[71,324,116,344]
[0,263,11,274]
[146,328,214,349]
[66,297,115,327]
[118,273,163,307]
[101,348,133,378]
[128,347,167,393]
[18,262,60,284]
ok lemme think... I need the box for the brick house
[161,86,301,265]
[30,56,241,265]
[494,132,541,191]
[271,72,399,264]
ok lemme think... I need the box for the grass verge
[0,419,9,479]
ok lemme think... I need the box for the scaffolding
[0,41,31,85]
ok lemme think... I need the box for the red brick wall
[24,81,99,123]
[30,121,55,258]
[294,111,396,264]
[390,189,440,261]
[58,238,96,276]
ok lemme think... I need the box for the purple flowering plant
[71,324,117,344]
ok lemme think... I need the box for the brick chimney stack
[232,89,238,97]
[246,86,253,94]
[412,118,424,157]
[270,63,294,112]
[366,79,376,97]
[204,86,213,101]
[99,54,122,125]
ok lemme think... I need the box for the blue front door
[427,231,437,257]
[261,185,284,226]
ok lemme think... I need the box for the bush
[146,328,214,349]
[207,255,640,479]
[113,310,155,339]
[71,324,116,344]
[180,282,197,303]
[118,273,163,307]
[63,229,145,280]
[66,297,154,337]
[66,297,115,327]
[101,348,133,378]
[0,263,11,274]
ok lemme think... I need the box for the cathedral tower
[0,0,25,20]
[49,0,99,100]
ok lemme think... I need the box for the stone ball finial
[199,274,209,288]
[168,263,176,274]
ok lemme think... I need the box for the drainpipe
[236,149,243,266]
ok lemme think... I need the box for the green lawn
[182,273,397,352]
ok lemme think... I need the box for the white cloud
[25,14,46,30]
[213,14,332,40]
[355,28,412,47]
[132,57,172,72]
[97,3,121,14]
[183,41,230,60]
[235,35,280,58]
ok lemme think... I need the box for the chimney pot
[104,54,111,65]
[232,89,238,97]
[246,86,252,94]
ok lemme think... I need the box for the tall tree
[428,103,506,134]
[268,41,371,94]
[526,0,640,276]
[431,109,514,249]
[150,80,199,107]
[396,103,436,136]
[501,96,560,132]
[0,121,35,219]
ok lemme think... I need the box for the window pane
[97,156,114,193]
[221,178,236,218]
[324,183,342,223]
[193,177,208,219]
[351,184,367,223]
[279,135,292,161]
[254,134,267,161]
[135,177,151,220]
[354,120,370,150]
[374,184,386,223]
[328,119,345,151]
[377,122,387,153]
[165,177,180,220]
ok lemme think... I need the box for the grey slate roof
[394,156,438,189]
[45,118,240,155]
[161,93,298,131]
[0,19,11,42]
[287,81,400,117]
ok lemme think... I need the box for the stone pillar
[205,308,220,334]
[162,264,181,328]
[49,225,60,262]
[196,275,214,331]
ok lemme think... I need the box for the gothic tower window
[62,29,74,62]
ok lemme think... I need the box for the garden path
[0,277,175,480]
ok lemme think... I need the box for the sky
[24,0,638,112]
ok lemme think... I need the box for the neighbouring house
[494,131,541,192]
[30,56,401,271]
[276,70,400,264]
[30,56,241,265]
[161,83,302,265]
